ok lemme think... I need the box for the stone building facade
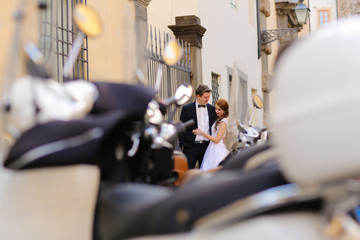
[337,0,360,18]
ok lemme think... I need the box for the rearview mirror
[174,84,192,106]
[253,95,263,109]
[248,95,264,126]
[63,4,102,78]
[73,4,102,37]
[163,39,183,66]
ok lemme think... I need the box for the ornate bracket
[136,0,152,7]
[260,28,297,44]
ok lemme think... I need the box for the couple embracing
[179,84,229,171]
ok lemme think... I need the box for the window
[40,0,88,82]
[318,9,331,27]
[211,73,220,106]
[239,76,248,123]
[228,74,232,101]
[227,66,233,101]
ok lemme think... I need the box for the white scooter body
[196,212,329,240]
[0,165,99,240]
[130,213,329,240]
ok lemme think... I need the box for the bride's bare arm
[192,121,227,144]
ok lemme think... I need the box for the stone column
[337,0,360,19]
[168,16,206,99]
[134,0,151,79]
[259,0,272,127]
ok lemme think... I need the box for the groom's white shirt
[195,101,210,142]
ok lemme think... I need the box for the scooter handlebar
[175,119,195,134]
[183,119,195,129]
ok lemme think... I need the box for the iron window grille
[39,0,89,82]
[211,72,220,106]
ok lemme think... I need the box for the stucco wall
[88,0,138,83]
[199,0,262,102]
[337,0,360,18]
[147,0,199,35]
[0,1,40,91]
[0,2,17,92]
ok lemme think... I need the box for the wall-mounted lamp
[260,0,310,44]
[294,0,311,25]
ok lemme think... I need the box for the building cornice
[168,15,207,48]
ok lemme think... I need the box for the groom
[179,84,217,169]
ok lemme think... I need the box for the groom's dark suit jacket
[179,102,217,148]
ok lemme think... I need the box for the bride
[193,99,229,171]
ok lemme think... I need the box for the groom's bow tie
[198,104,206,108]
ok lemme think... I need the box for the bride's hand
[192,128,204,135]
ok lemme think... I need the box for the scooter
[236,95,268,147]
[221,94,269,170]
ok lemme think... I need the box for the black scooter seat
[96,163,287,240]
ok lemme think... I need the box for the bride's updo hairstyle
[214,98,229,131]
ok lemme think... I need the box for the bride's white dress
[200,118,229,171]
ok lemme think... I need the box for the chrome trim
[7,127,104,169]
[195,184,320,231]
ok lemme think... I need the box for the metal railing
[147,25,191,121]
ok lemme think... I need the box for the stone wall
[337,0,360,18]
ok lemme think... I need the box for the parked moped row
[1,3,280,240]
[4,2,360,240]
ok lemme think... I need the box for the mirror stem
[63,32,85,79]
[154,66,163,93]
[168,107,176,123]
[136,69,146,85]
[163,97,177,107]
[248,107,256,126]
